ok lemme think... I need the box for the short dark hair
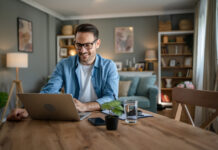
[75,24,99,39]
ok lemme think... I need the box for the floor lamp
[0,53,28,123]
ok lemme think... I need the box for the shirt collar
[75,54,100,68]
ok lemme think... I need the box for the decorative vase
[105,115,119,130]
[165,79,172,88]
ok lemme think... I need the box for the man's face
[75,32,100,65]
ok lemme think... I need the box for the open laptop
[17,93,91,121]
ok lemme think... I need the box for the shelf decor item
[59,48,68,57]
[165,78,172,88]
[145,49,157,70]
[184,57,192,67]
[1,53,28,123]
[177,81,195,89]
[115,62,122,71]
[163,36,168,43]
[135,63,144,71]
[169,59,176,67]
[17,18,33,52]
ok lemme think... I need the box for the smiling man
[7,24,119,121]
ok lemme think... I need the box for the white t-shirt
[78,63,98,102]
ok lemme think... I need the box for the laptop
[17,93,91,121]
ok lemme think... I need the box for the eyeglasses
[74,39,98,50]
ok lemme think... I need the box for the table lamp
[145,50,157,70]
[0,53,28,123]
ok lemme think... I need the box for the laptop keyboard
[79,112,91,120]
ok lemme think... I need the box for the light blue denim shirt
[41,54,119,105]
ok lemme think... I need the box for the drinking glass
[124,100,138,123]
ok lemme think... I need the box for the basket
[179,20,193,30]
[62,25,73,35]
[159,21,172,31]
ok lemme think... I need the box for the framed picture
[135,63,144,71]
[184,57,192,66]
[115,27,134,53]
[115,62,122,71]
[169,59,176,67]
[60,48,68,57]
[17,18,33,52]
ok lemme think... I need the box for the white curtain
[193,0,218,132]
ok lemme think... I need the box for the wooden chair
[172,87,218,129]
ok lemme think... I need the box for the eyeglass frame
[74,39,98,50]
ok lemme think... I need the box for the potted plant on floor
[0,92,8,109]
[101,100,123,130]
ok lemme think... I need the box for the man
[7,24,119,121]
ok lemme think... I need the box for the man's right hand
[7,108,29,121]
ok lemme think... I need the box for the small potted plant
[101,100,123,130]
[0,92,8,109]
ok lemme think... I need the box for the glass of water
[124,100,138,123]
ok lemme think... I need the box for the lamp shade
[145,50,157,61]
[6,53,28,68]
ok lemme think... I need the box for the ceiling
[21,0,198,20]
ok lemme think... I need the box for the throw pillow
[119,76,140,96]
[118,81,132,97]
[136,75,156,96]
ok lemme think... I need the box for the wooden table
[0,111,217,150]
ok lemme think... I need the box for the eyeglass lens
[75,39,97,50]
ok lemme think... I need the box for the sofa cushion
[118,81,132,97]
[118,96,150,109]
[119,76,140,96]
[136,75,156,96]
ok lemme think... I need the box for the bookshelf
[158,30,194,106]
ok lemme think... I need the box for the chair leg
[0,82,16,124]
[175,103,182,121]
[183,104,195,127]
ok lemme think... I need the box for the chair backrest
[172,87,218,109]
[172,87,218,129]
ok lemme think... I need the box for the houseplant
[101,100,123,130]
[0,92,8,109]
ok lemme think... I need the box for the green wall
[0,0,61,114]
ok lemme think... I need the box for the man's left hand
[72,98,101,112]
[73,98,87,112]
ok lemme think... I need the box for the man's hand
[7,108,29,121]
[72,98,101,112]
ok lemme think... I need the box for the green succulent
[101,100,123,116]
[0,92,8,109]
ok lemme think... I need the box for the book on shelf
[161,93,170,102]
[161,58,167,67]
[161,47,167,54]
[186,69,193,78]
